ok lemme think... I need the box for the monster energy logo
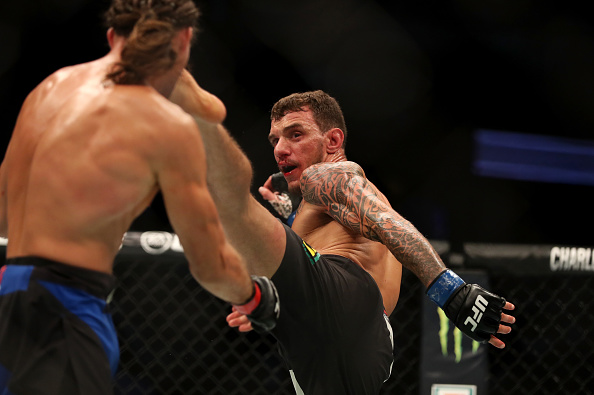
[437,308,480,363]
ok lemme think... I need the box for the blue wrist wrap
[286,211,297,227]
[426,269,465,308]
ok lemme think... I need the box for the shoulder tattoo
[301,161,445,284]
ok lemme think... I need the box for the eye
[269,138,278,147]
[291,132,302,140]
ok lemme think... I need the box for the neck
[103,33,184,96]
[106,35,126,63]
[147,70,182,97]
[326,150,347,163]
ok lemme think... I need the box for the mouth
[279,164,298,176]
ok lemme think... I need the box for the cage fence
[2,235,593,394]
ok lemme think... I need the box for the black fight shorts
[0,257,118,395]
[271,224,394,395]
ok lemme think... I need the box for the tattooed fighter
[169,82,516,395]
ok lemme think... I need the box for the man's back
[2,58,189,273]
[0,4,283,393]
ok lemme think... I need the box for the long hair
[271,90,348,148]
[103,0,199,85]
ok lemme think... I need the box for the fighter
[171,76,515,394]
[0,1,278,394]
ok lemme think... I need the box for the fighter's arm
[301,161,444,285]
[301,161,515,348]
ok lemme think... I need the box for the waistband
[322,254,370,275]
[5,256,117,299]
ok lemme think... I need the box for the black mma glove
[427,269,506,343]
[233,276,280,333]
[267,172,302,225]
[270,172,302,210]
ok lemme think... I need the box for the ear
[325,128,344,154]
[177,27,193,52]
[106,28,115,48]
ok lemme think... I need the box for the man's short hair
[271,90,348,148]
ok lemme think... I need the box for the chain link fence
[2,236,593,394]
[111,251,422,394]
[466,243,594,395]
[487,275,594,394]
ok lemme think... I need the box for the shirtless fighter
[0,1,278,394]
[171,81,515,393]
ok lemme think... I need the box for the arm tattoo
[301,161,445,286]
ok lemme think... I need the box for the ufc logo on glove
[464,295,488,332]
[426,269,506,343]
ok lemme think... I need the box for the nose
[274,137,290,158]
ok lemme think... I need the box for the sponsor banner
[0,233,185,257]
[2,234,592,274]
[465,243,594,275]
[121,231,184,255]
[420,271,488,395]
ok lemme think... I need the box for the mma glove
[268,172,302,224]
[233,276,280,333]
[427,269,506,343]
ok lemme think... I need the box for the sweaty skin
[1,55,157,272]
[0,30,253,305]
[268,109,437,314]
[297,161,423,314]
[170,75,515,347]
[270,109,514,346]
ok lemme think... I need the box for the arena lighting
[473,129,594,186]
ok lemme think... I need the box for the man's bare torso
[3,57,183,273]
[292,200,403,314]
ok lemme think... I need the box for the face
[268,107,327,195]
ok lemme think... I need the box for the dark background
[1,0,593,246]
